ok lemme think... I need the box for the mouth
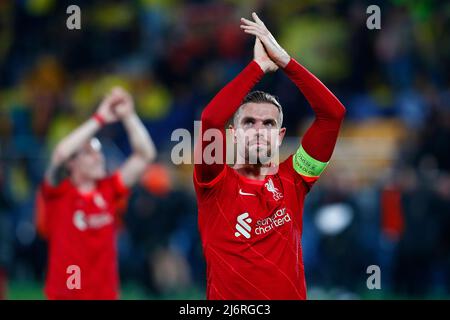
[249,139,268,147]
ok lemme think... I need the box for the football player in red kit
[193,13,346,299]
[39,87,156,299]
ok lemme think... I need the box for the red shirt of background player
[37,172,128,300]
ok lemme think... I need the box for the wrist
[92,113,106,127]
[253,60,270,73]
[278,55,291,68]
[122,112,139,128]
[122,111,137,122]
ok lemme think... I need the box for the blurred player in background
[194,13,346,299]
[37,87,156,299]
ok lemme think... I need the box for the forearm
[122,113,156,162]
[283,58,346,123]
[201,61,264,129]
[195,61,264,183]
[54,118,100,162]
[45,117,101,185]
[283,58,346,162]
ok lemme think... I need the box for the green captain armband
[293,145,329,177]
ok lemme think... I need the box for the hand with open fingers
[240,12,291,68]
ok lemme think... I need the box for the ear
[277,127,287,147]
[229,124,237,144]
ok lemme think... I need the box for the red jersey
[39,172,128,300]
[194,156,318,300]
[194,58,345,300]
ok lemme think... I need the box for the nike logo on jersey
[239,189,256,196]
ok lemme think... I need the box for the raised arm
[241,13,346,180]
[283,58,346,162]
[45,91,120,186]
[194,38,276,184]
[112,88,157,187]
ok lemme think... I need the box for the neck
[71,173,96,194]
[233,151,280,180]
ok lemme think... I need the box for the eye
[243,119,254,127]
[264,120,275,128]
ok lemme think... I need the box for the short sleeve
[102,171,129,200]
[40,179,71,200]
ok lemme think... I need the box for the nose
[254,121,265,132]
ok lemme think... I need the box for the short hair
[233,91,283,127]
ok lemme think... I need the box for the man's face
[68,138,106,180]
[231,102,286,165]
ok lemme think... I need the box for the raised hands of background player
[96,87,135,123]
[240,12,291,68]
[96,88,123,124]
[109,87,135,120]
